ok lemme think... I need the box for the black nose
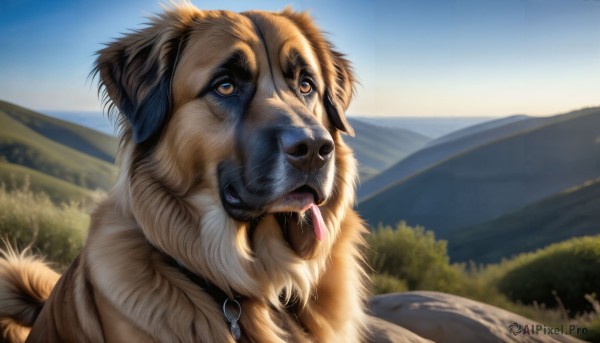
[280,127,334,172]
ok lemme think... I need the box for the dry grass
[0,181,91,267]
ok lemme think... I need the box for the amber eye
[299,79,313,94]
[215,81,236,96]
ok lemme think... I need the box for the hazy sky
[0,0,599,117]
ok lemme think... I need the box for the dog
[0,3,369,342]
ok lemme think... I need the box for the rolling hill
[447,178,600,264]
[0,101,118,202]
[424,115,529,148]
[357,111,576,201]
[345,118,430,180]
[1,100,117,163]
[357,107,600,239]
[0,161,94,203]
[351,116,495,138]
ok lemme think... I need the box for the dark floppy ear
[324,51,355,136]
[94,16,187,144]
[279,9,355,136]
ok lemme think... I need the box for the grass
[0,182,90,266]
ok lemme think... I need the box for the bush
[366,222,461,292]
[0,184,88,266]
[348,220,600,337]
[496,236,600,316]
[371,274,409,295]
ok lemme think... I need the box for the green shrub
[365,222,570,326]
[371,274,409,295]
[0,184,88,266]
[496,236,600,315]
[366,222,461,292]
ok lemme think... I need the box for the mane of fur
[0,245,60,343]
[92,4,369,341]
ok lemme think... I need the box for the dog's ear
[324,51,355,136]
[279,9,355,136]
[94,17,187,144]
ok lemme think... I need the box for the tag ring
[223,298,242,323]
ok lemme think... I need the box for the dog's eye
[299,79,313,95]
[215,81,236,96]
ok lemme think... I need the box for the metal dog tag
[223,298,242,341]
[229,319,241,340]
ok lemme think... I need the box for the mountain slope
[447,178,600,264]
[357,107,600,238]
[357,108,593,201]
[0,102,117,193]
[351,116,494,138]
[345,118,430,180]
[0,100,117,163]
[0,161,94,203]
[425,115,529,148]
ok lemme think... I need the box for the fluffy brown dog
[0,3,369,342]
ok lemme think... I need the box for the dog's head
[95,4,357,301]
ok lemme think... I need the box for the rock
[370,291,586,343]
[366,315,433,343]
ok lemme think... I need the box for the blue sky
[0,0,599,117]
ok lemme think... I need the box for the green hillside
[0,100,117,163]
[345,118,430,180]
[0,102,117,198]
[357,107,600,238]
[448,178,600,263]
[0,161,95,204]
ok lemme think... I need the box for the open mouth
[221,181,327,257]
[222,183,325,217]
[264,186,326,243]
[266,188,327,259]
[224,185,325,236]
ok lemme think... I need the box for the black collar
[169,258,245,340]
[168,257,305,339]
[168,257,244,305]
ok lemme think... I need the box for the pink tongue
[310,203,326,241]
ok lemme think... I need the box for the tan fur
[0,3,369,342]
[0,246,60,342]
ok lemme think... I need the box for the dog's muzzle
[218,123,335,255]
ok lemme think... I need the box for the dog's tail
[0,244,60,343]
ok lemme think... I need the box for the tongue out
[267,191,327,250]
[310,203,326,241]
[273,205,326,259]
